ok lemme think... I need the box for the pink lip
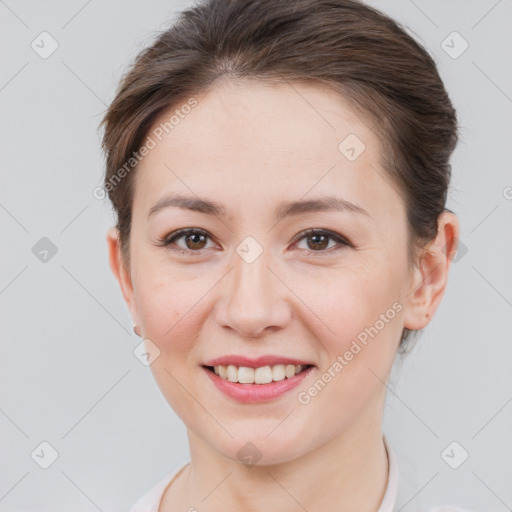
[202,365,316,404]
[203,355,314,368]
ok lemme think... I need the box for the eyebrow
[148,193,370,221]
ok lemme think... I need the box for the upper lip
[203,355,315,368]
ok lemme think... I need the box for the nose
[215,249,292,338]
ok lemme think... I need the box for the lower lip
[202,366,315,404]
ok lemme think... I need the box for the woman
[99,0,472,510]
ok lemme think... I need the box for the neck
[166,411,389,511]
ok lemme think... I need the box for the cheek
[300,269,404,422]
[132,270,209,419]
[299,270,402,415]
[132,259,219,364]
[299,263,403,354]
[302,361,387,443]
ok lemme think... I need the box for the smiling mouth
[202,364,314,385]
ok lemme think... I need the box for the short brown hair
[99,0,458,354]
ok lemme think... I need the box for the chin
[208,426,308,467]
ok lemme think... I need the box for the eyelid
[291,228,352,248]
[161,227,218,255]
[163,227,209,243]
[160,227,352,256]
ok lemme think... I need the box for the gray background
[0,0,511,510]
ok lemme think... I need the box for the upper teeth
[213,364,305,384]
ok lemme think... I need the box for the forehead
[134,79,399,220]
[148,78,376,160]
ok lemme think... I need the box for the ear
[106,227,140,326]
[403,210,460,331]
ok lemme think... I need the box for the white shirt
[129,436,472,512]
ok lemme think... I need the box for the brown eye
[183,232,207,250]
[163,228,215,254]
[306,233,330,251]
[294,229,351,254]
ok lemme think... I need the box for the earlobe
[106,227,139,324]
[403,211,460,331]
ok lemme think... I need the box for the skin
[107,78,459,511]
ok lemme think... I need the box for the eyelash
[160,228,352,256]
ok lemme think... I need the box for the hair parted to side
[99,0,458,355]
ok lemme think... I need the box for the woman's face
[111,79,426,464]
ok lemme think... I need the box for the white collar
[378,434,399,511]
